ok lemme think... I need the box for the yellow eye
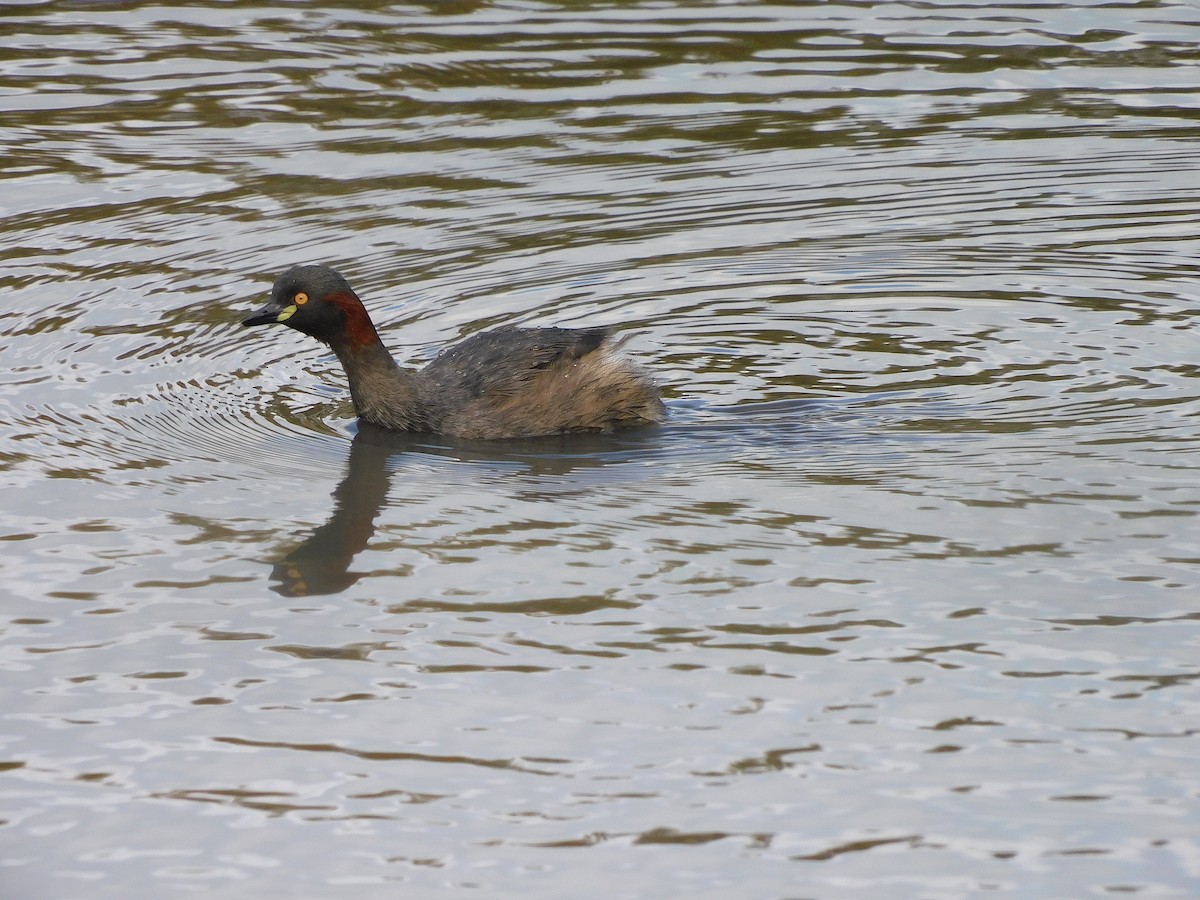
[295,292,309,305]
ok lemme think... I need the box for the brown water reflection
[269,426,400,597]
[4,0,1200,897]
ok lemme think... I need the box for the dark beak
[242,302,286,327]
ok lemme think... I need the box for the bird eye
[295,292,309,305]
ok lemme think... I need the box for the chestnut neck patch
[327,290,382,349]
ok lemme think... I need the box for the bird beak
[242,300,297,327]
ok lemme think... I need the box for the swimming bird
[242,264,665,439]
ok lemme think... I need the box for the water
[3,1,1199,896]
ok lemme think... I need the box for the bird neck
[331,339,428,431]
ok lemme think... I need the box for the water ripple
[3,2,1200,897]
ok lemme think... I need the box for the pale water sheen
[2,1,1200,897]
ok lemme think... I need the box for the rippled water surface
[3,1,1200,896]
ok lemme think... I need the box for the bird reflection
[265,421,672,597]
[263,396,889,597]
[268,425,400,597]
